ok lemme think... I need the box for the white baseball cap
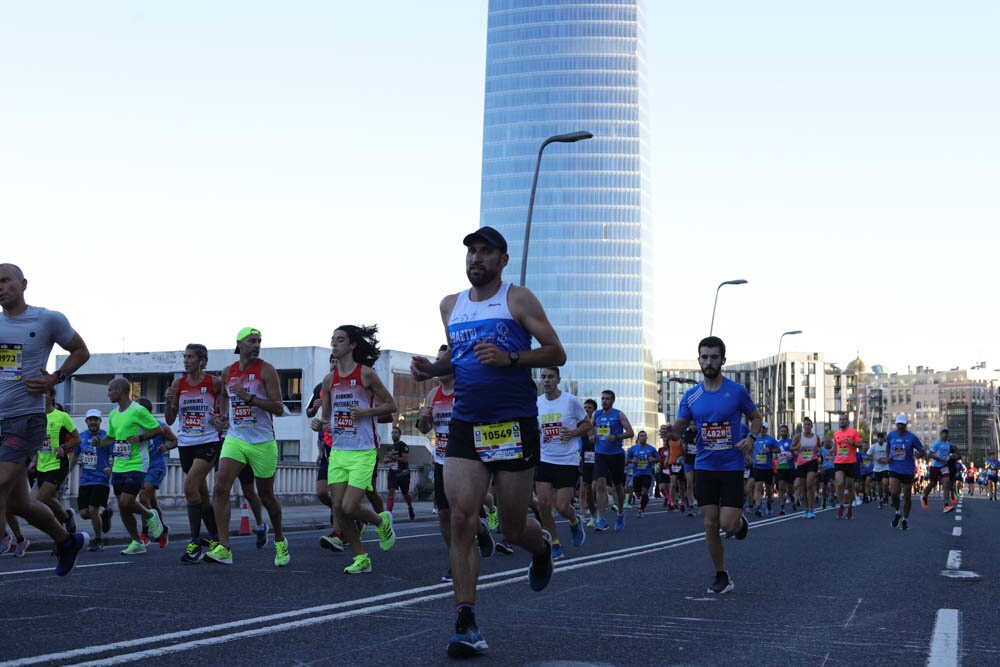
[895,413,908,425]
[85,409,102,419]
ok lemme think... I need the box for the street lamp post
[708,279,748,335]
[520,131,594,287]
[666,377,698,423]
[772,330,802,429]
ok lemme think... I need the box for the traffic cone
[238,501,252,535]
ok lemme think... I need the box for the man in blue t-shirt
[592,389,635,533]
[886,413,924,531]
[750,424,778,517]
[660,336,762,596]
[627,431,657,517]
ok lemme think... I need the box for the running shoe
[408,505,416,520]
[487,507,499,532]
[431,507,438,515]
[920,496,929,511]
[780,509,786,516]
[732,515,749,540]
[376,511,395,551]
[943,504,956,513]
[54,533,89,576]
[343,553,372,574]
[801,510,810,519]
[527,530,553,592]
[120,540,147,556]
[158,524,170,549]
[181,541,203,563]
[101,508,113,534]
[475,518,495,559]
[139,534,150,547]
[595,517,609,532]
[495,539,514,555]
[274,538,290,567]
[204,543,233,564]
[447,625,488,658]
[570,514,586,547]
[551,542,565,561]
[200,537,219,551]
[836,506,844,519]
[89,537,104,552]
[847,506,854,520]
[63,508,77,534]
[585,516,596,528]
[891,513,902,528]
[614,512,625,532]
[687,508,696,518]
[440,567,452,582]
[707,571,734,595]
[256,524,269,549]
[901,519,909,531]
[0,531,13,554]
[319,535,345,552]
[145,509,164,540]
[14,538,30,558]
[754,508,763,518]
[637,510,644,519]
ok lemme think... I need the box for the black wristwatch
[56,370,67,384]
[508,351,520,367]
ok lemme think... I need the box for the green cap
[234,327,261,352]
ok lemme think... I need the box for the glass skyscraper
[480,0,657,429]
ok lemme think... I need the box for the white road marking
[955,515,962,521]
[946,550,961,570]
[927,608,959,667]
[952,527,962,537]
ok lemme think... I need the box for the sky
[3,1,998,374]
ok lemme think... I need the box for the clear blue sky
[3,1,997,373]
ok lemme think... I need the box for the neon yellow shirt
[107,402,159,473]
[36,409,76,473]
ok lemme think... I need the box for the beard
[702,365,721,379]
[466,266,498,288]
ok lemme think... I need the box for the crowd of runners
[3,238,999,660]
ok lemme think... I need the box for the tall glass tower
[480,0,657,430]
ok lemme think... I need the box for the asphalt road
[1,493,997,666]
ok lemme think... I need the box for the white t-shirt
[867,442,889,473]
[536,391,587,466]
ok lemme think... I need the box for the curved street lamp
[520,131,594,287]
[708,279,748,335]
[772,330,803,429]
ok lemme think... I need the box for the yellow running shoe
[343,553,372,574]
[274,538,290,567]
[376,511,395,551]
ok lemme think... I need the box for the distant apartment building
[55,346,439,465]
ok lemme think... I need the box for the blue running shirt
[677,378,757,472]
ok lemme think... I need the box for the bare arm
[164,378,181,425]
[357,366,397,420]
[158,424,178,451]
[615,412,635,442]
[26,332,90,395]
[416,386,438,434]
[310,373,333,432]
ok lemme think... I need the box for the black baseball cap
[462,226,508,253]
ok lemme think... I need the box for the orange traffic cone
[238,501,252,535]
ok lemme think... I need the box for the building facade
[480,0,657,430]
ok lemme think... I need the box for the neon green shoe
[145,509,164,540]
[204,543,233,565]
[343,553,372,574]
[120,540,147,556]
[488,507,499,532]
[274,538,290,567]
[376,511,395,551]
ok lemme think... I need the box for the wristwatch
[508,351,520,367]
[55,371,67,384]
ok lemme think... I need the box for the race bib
[181,411,206,435]
[801,449,814,461]
[39,436,52,455]
[596,426,610,438]
[389,461,398,471]
[434,434,448,461]
[671,463,682,473]
[113,441,131,458]
[701,421,732,451]
[81,452,97,469]
[755,452,766,464]
[541,421,563,445]
[333,410,356,438]
[0,343,23,381]
[583,451,595,464]
[473,420,523,462]
[837,445,849,456]
[778,450,791,463]
[637,459,648,469]
[892,446,905,460]
[232,400,256,428]
[743,468,751,479]
[686,442,698,456]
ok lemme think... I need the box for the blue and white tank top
[447,281,535,423]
